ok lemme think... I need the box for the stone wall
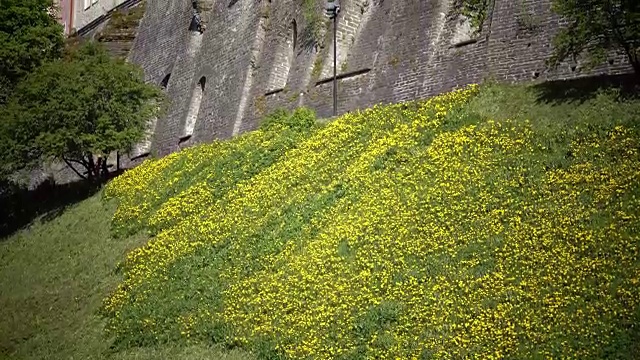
[124,0,633,162]
[74,0,130,31]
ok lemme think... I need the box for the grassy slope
[102,83,640,358]
[0,195,252,360]
[1,83,639,359]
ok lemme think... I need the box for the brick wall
[125,0,634,160]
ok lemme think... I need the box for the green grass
[0,195,253,359]
[102,82,640,358]
[2,82,639,359]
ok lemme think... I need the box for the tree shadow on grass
[0,170,124,240]
[533,73,639,105]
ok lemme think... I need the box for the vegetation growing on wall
[301,0,327,48]
[457,0,492,32]
[311,56,323,78]
[195,0,214,13]
[102,84,640,359]
[98,2,147,43]
[253,95,267,116]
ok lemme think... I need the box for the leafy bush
[260,107,316,132]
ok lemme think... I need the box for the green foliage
[388,55,400,68]
[0,41,166,180]
[515,0,542,35]
[548,0,640,74]
[458,0,491,32]
[0,0,64,104]
[0,194,254,359]
[302,0,326,47]
[259,107,316,132]
[98,2,146,43]
[254,95,267,116]
[516,11,542,34]
[0,74,12,106]
[259,108,288,130]
[0,114,12,179]
[288,92,300,103]
[311,56,323,78]
[104,109,317,238]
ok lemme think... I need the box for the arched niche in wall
[265,19,297,93]
[132,73,172,159]
[190,0,207,33]
[186,31,204,59]
[160,73,171,89]
[292,19,298,53]
[183,76,206,139]
[231,2,270,137]
[186,1,206,59]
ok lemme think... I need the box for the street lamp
[325,1,340,117]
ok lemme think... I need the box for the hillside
[1,82,639,359]
[0,195,252,359]
[103,82,640,359]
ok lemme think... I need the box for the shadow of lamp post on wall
[325,0,340,116]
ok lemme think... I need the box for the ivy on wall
[457,0,492,32]
[302,0,328,48]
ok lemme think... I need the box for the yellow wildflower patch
[102,85,640,359]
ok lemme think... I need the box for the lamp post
[325,1,340,117]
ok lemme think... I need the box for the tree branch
[604,1,639,75]
[62,156,87,180]
[65,157,87,167]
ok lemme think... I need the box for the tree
[548,0,640,76]
[0,42,166,180]
[0,0,64,103]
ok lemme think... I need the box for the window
[132,74,170,157]
[265,20,296,92]
[84,0,91,10]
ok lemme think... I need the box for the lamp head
[325,1,340,18]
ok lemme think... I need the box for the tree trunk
[631,59,640,80]
[101,157,109,178]
[87,155,96,181]
[622,43,640,80]
[62,157,87,180]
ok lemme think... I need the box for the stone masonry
[123,0,634,163]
